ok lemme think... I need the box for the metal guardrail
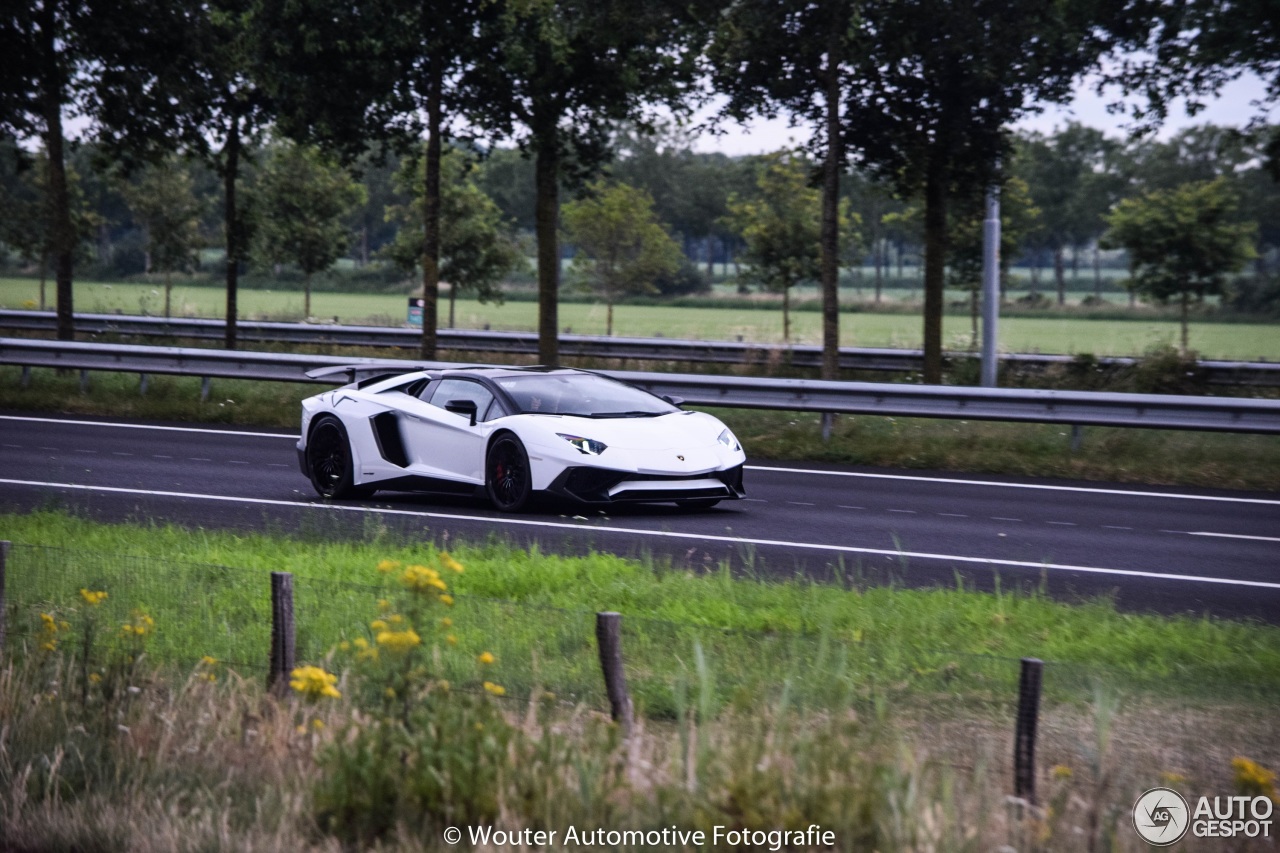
[4,337,1279,434]
[3,309,1277,386]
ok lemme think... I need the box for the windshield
[495,373,677,418]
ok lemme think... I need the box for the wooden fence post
[0,541,9,653]
[596,611,633,737]
[269,572,296,695]
[1014,657,1044,803]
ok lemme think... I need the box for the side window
[428,378,497,422]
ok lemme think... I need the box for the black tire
[677,498,721,510]
[486,433,533,512]
[306,415,372,499]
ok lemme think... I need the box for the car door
[398,377,496,484]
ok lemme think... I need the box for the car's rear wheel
[307,416,372,499]
[677,498,721,510]
[487,433,532,512]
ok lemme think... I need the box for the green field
[4,276,1278,360]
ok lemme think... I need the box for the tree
[1015,124,1126,304]
[383,149,525,329]
[253,141,365,319]
[1102,178,1257,352]
[0,147,99,310]
[841,0,1133,383]
[258,0,506,359]
[562,180,683,336]
[471,0,708,365]
[90,0,277,349]
[710,0,860,381]
[724,151,855,343]
[121,156,202,316]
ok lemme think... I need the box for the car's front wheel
[486,433,533,512]
[306,416,372,499]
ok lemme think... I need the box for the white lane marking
[938,512,968,518]
[0,415,296,440]
[887,509,917,514]
[744,498,768,502]
[152,455,173,459]
[992,517,1022,522]
[3,477,1277,591]
[748,464,1280,506]
[1183,531,1280,543]
[787,501,815,506]
[1103,525,1133,530]
[839,505,864,510]
[1046,521,1077,527]
[187,457,212,462]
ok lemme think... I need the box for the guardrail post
[596,611,633,737]
[0,540,8,652]
[200,377,211,402]
[139,373,148,396]
[821,412,834,443]
[21,366,30,388]
[1070,424,1083,453]
[79,369,89,395]
[269,572,296,696]
[1014,657,1043,803]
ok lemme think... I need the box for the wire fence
[3,541,1277,797]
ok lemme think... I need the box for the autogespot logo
[1134,787,1191,846]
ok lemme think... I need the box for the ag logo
[676,455,685,461]
[1133,787,1190,846]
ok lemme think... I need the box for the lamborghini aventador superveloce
[297,365,746,512]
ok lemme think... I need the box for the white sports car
[296,365,746,511]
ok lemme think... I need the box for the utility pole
[980,176,1001,387]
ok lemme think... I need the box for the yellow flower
[1051,765,1073,780]
[89,673,102,684]
[440,617,453,628]
[370,619,388,631]
[446,634,458,646]
[121,610,155,638]
[402,564,448,594]
[440,552,464,574]
[483,681,506,696]
[385,687,396,699]
[440,594,454,606]
[353,637,369,649]
[376,628,422,653]
[201,655,218,666]
[79,589,108,606]
[312,718,325,731]
[478,651,495,665]
[1233,757,1278,802]
[377,598,391,611]
[1161,771,1187,786]
[377,560,401,574]
[438,679,450,692]
[388,613,403,625]
[337,641,351,652]
[289,665,341,700]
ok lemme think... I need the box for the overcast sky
[693,72,1274,156]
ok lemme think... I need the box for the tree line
[1,0,1276,381]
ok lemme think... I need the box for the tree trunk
[874,240,883,303]
[222,113,241,350]
[304,271,312,319]
[1054,245,1065,305]
[1093,245,1102,299]
[1180,290,1189,354]
[420,55,443,360]
[40,2,74,342]
[782,283,791,343]
[448,282,456,329]
[706,235,715,280]
[607,300,614,337]
[819,27,842,381]
[534,127,561,367]
[921,156,948,384]
[164,270,172,318]
[39,253,48,311]
[970,287,978,350]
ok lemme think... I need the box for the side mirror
[661,395,685,408]
[445,399,478,426]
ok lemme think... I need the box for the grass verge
[2,510,1277,850]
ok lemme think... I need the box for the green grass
[5,511,1279,714]
[5,367,1279,490]
[5,275,1279,359]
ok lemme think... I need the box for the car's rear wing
[304,363,435,386]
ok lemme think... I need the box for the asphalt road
[2,412,1278,621]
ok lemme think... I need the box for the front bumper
[546,464,745,504]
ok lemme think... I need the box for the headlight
[557,433,607,455]
[718,428,740,451]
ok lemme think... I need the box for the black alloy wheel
[486,433,533,512]
[306,416,371,499]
